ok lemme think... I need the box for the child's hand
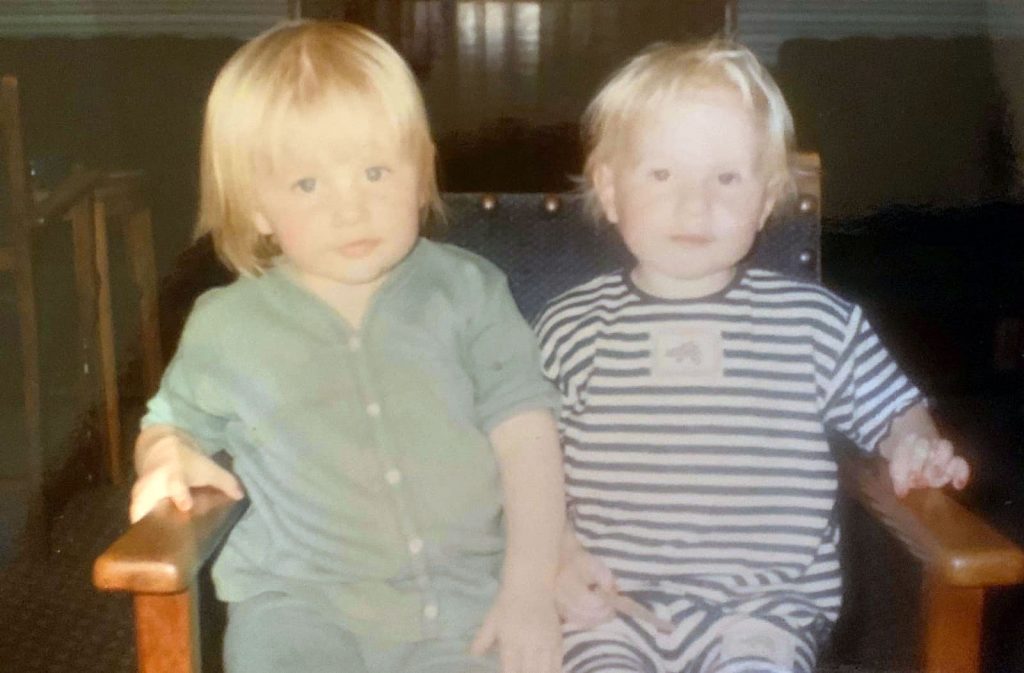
[469,589,562,673]
[130,425,244,522]
[887,433,970,498]
[555,544,617,629]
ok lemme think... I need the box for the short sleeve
[464,266,560,432]
[533,291,597,417]
[141,295,232,455]
[818,305,924,452]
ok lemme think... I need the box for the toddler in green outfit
[129,20,564,673]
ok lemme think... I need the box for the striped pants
[563,591,827,673]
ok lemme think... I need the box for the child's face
[251,123,422,300]
[595,87,776,298]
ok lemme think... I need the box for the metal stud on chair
[798,194,818,214]
[542,193,561,214]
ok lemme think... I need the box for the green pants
[224,592,498,673]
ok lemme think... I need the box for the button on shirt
[143,239,559,641]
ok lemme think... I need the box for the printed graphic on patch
[651,327,723,378]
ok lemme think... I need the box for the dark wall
[2,32,1022,398]
[0,37,241,274]
[776,36,1018,220]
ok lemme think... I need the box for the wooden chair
[1,73,102,551]
[93,154,1024,673]
[1,74,163,553]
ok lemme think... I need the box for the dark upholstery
[437,193,820,321]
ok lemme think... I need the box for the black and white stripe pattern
[535,267,922,671]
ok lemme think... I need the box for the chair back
[436,153,821,321]
[0,74,35,243]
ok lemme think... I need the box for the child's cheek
[275,227,308,254]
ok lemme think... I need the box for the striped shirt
[534,266,922,627]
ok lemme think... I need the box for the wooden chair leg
[12,242,41,471]
[921,572,984,673]
[12,234,48,556]
[123,204,162,397]
[134,591,201,673]
[70,197,103,465]
[91,196,123,484]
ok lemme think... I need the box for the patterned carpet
[0,484,136,672]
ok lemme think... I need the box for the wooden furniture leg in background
[94,171,162,482]
[10,199,46,555]
[67,171,162,485]
[122,195,163,397]
[70,193,105,476]
[91,192,122,484]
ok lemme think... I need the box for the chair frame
[93,157,1024,673]
[1,73,102,551]
[2,73,163,555]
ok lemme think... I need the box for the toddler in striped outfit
[534,39,969,673]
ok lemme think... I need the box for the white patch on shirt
[651,327,723,379]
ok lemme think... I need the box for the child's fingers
[129,484,159,523]
[588,555,618,593]
[888,440,914,497]
[199,466,245,500]
[167,478,195,513]
[948,456,970,490]
[129,471,182,522]
[564,601,616,628]
[557,572,614,625]
[924,440,954,487]
[565,580,617,626]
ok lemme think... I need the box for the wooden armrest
[93,488,247,594]
[33,166,104,223]
[838,453,1024,587]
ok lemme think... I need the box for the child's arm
[130,423,244,523]
[878,401,970,498]
[470,408,564,673]
[554,526,618,628]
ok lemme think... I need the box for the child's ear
[757,194,777,232]
[252,210,274,236]
[593,163,620,224]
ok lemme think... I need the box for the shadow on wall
[776,36,1019,220]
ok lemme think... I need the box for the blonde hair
[581,39,795,222]
[196,20,442,275]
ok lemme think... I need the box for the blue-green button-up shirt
[143,238,559,641]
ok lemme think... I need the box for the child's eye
[365,166,390,182]
[293,177,317,193]
[650,169,670,182]
[717,171,741,186]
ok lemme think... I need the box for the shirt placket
[345,331,442,638]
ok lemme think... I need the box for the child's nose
[674,190,711,227]
[331,194,368,227]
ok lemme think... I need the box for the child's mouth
[337,239,379,258]
[670,235,712,245]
